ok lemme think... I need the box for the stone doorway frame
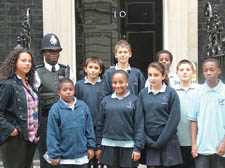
[42,0,198,79]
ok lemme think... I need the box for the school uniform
[187,80,225,168]
[102,64,145,97]
[173,83,200,168]
[47,97,96,167]
[96,91,144,167]
[75,76,103,127]
[139,84,183,167]
[75,76,103,168]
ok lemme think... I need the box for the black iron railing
[14,8,31,49]
[205,2,225,82]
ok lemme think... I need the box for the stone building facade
[0,0,224,81]
[0,0,225,165]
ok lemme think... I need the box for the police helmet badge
[49,35,58,46]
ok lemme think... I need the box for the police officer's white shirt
[34,58,75,90]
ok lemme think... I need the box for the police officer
[35,33,75,168]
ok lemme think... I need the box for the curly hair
[0,49,36,85]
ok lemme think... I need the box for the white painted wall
[163,0,198,73]
[42,0,76,79]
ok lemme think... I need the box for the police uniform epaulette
[35,64,45,69]
[59,63,67,68]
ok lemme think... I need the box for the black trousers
[0,136,36,168]
[38,116,54,168]
[89,156,99,168]
[195,154,225,168]
[174,146,195,168]
[59,163,89,168]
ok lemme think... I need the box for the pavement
[0,161,146,168]
[0,161,40,168]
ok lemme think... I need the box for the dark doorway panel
[120,0,163,77]
[75,0,163,79]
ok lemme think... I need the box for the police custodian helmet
[41,33,62,52]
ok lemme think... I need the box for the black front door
[75,0,162,79]
[120,0,163,77]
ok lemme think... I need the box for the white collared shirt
[43,59,60,72]
[148,83,167,95]
[115,64,131,72]
[111,90,130,100]
[60,97,76,111]
[84,76,101,85]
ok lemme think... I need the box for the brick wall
[0,0,43,64]
[198,0,225,83]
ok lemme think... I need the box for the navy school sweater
[102,67,146,97]
[75,79,103,127]
[95,93,144,152]
[139,86,180,149]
